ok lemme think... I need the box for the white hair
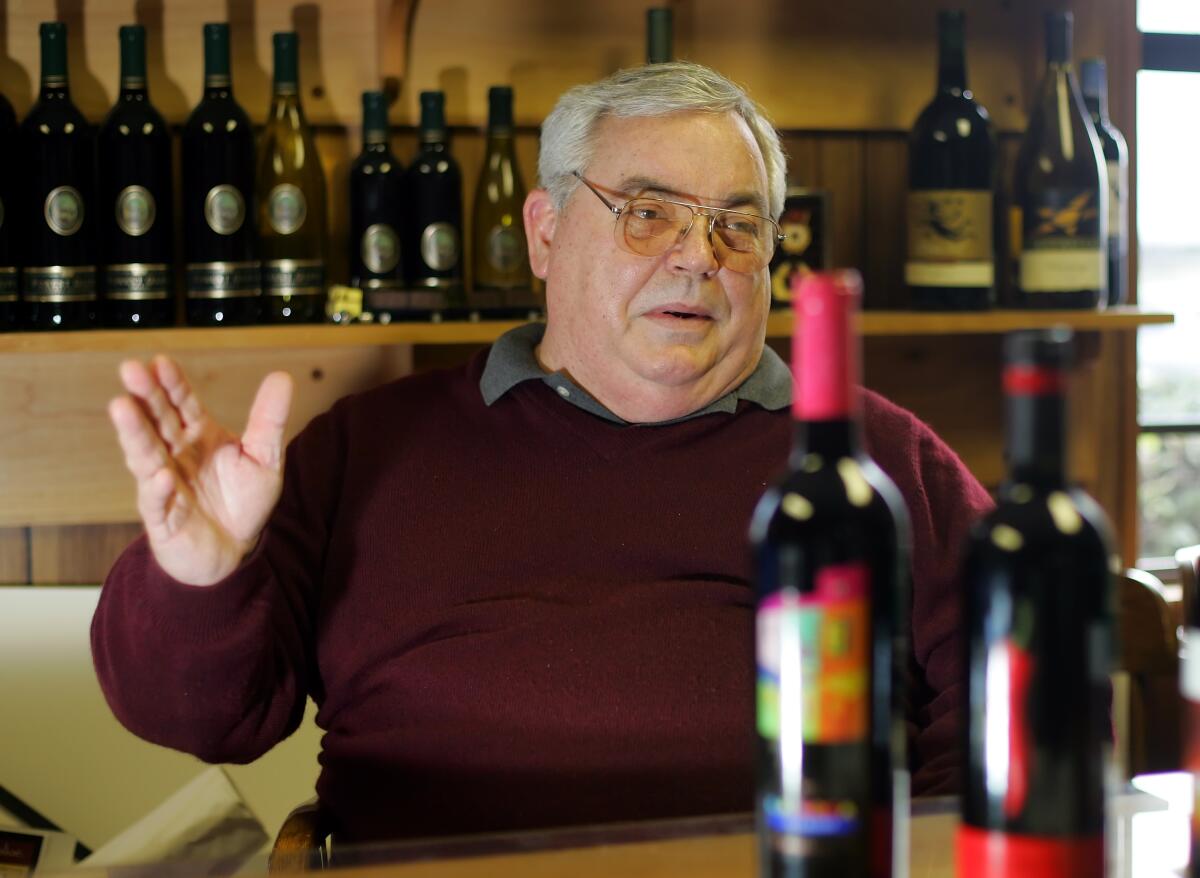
[538,61,787,220]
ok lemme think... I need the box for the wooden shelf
[0,308,1173,354]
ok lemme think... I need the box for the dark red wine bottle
[749,270,910,878]
[958,329,1115,877]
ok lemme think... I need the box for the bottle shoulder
[184,95,253,133]
[912,92,993,134]
[750,454,903,544]
[100,99,169,138]
[22,96,90,133]
[968,485,1113,556]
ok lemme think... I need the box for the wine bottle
[958,329,1115,878]
[1011,12,1107,310]
[258,31,327,324]
[906,10,996,311]
[1080,58,1129,308]
[182,23,260,326]
[402,90,464,316]
[20,22,97,331]
[0,86,18,330]
[471,85,533,318]
[99,25,174,328]
[349,91,409,319]
[646,7,673,64]
[749,271,910,878]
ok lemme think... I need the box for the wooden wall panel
[0,527,28,584]
[0,344,413,528]
[397,0,1057,132]
[30,522,142,585]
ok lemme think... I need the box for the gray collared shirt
[479,322,791,425]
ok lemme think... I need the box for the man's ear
[523,189,558,280]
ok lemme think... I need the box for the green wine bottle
[258,32,327,323]
[471,86,533,319]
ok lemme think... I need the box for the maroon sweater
[92,349,992,842]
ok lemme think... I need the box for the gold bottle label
[44,186,84,237]
[268,184,307,235]
[905,190,993,287]
[204,185,246,236]
[116,185,156,237]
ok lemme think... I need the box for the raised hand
[108,355,294,586]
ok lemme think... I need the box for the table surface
[62,776,1193,878]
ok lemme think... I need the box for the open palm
[108,355,294,586]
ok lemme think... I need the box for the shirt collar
[479,322,791,425]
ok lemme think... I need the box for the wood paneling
[0,527,28,584]
[0,344,413,528]
[29,522,142,584]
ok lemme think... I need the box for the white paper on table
[77,766,267,869]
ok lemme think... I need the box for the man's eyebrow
[616,175,768,215]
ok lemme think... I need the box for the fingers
[241,371,294,472]
[136,466,176,534]
[150,354,208,430]
[117,358,185,451]
[108,395,172,485]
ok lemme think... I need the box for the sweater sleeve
[90,403,346,764]
[862,391,994,796]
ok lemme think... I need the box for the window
[1137,2,1200,565]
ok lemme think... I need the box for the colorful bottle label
[106,263,170,300]
[1016,189,1104,292]
[263,258,324,297]
[115,185,156,237]
[267,183,307,235]
[44,186,83,237]
[757,562,869,745]
[757,562,869,845]
[23,265,96,301]
[204,185,246,236]
[905,189,994,287]
[360,223,400,275]
[185,260,260,299]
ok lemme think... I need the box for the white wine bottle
[471,86,533,319]
[1011,12,1106,310]
[258,31,327,323]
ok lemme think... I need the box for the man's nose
[669,213,720,275]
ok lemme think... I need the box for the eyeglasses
[572,171,783,274]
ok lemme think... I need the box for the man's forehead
[588,113,769,210]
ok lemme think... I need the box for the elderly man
[94,61,991,843]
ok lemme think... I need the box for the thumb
[241,371,294,471]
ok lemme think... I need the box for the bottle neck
[790,418,861,464]
[1083,90,1109,123]
[419,134,448,153]
[1004,390,1068,490]
[937,25,967,94]
[119,81,147,100]
[362,130,388,153]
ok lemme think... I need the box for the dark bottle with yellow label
[906,10,996,311]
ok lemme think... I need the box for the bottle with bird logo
[1010,11,1106,310]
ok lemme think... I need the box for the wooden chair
[268,799,331,873]
[1113,567,1181,777]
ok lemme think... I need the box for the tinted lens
[620,199,688,253]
